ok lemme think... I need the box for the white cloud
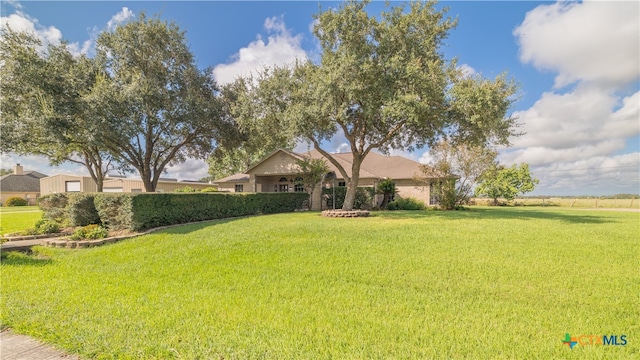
[334,143,350,153]
[0,12,62,52]
[107,7,134,31]
[458,64,476,77]
[212,16,307,85]
[164,158,209,182]
[514,1,640,88]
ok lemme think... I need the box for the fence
[472,197,639,209]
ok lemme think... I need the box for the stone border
[3,232,73,241]
[321,210,370,218]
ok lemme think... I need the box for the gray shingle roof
[0,171,47,192]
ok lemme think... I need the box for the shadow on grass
[151,216,249,235]
[0,251,53,266]
[371,207,616,224]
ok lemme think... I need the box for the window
[131,188,142,193]
[295,184,304,192]
[65,181,81,192]
[279,177,288,182]
[235,184,244,193]
[338,181,346,187]
[279,184,289,192]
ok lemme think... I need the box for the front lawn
[1,208,638,358]
[0,206,42,235]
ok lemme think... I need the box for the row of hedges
[39,192,309,232]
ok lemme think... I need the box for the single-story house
[214,149,440,210]
[40,175,212,194]
[0,164,48,206]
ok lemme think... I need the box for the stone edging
[3,232,73,241]
[321,210,370,218]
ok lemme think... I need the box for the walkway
[0,329,78,359]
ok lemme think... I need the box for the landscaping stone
[321,210,370,218]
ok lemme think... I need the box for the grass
[474,197,640,209]
[0,206,42,235]
[1,208,638,359]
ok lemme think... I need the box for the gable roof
[0,171,48,193]
[214,148,439,183]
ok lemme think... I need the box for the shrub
[39,193,69,223]
[386,197,426,211]
[70,224,108,240]
[27,219,61,235]
[322,187,374,210]
[200,187,218,192]
[174,186,197,193]
[94,194,134,231]
[94,192,308,232]
[5,196,28,206]
[67,194,100,226]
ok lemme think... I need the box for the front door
[279,184,288,192]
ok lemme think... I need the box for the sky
[1,0,638,196]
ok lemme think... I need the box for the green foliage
[376,178,396,208]
[174,186,197,193]
[66,194,100,226]
[91,13,232,192]
[93,194,134,231]
[475,163,539,205]
[323,187,374,210]
[38,193,69,223]
[200,187,218,192]
[1,209,637,358]
[418,140,498,210]
[386,197,426,211]
[29,219,60,235]
[70,224,108,241]
[5,196,28,207]
[295,156,329,210]
[93,192,308,231]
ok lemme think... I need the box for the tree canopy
[475,163,539,205]
[240,0,519,210]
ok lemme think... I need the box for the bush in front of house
[23,219,61,235]
[67,193,100,226]
[70,224,108,240]
[94,192,308,232]
[38,193,69,223]
[386,197,426,211]
[322,187,375,210]
[5,196,28,207]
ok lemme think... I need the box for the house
[0,164,48,206]
[40,175,212,194]
[214,149,440,210]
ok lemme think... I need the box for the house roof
[0,171,48,193]
[214,148,440,184]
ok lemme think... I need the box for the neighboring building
[0,164,47,206]
[214,149,442,210]
[41,175,212,195]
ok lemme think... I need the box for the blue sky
[1,1,639,196]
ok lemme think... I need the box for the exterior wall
[0,191,40,206]
[249,152,300,176]
[103,179,213,192]
[394,179,432,206]
[40,175,99,195]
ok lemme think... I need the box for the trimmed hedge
[94,192,308,231]
[386,197,426,210]
[67,194,100,226]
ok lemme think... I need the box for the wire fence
[472,197,639,209]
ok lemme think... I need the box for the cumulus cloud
[164,158,210,182]
[514,1,639,88]
[107,7,134,31]
[510,0,640,195]
[457,64,476,77]
[0,12,62,52]
[212,16,307,85]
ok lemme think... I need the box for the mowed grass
[1,208,638,359]
[0,206,42,235]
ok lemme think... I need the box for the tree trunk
[342,156,362,211]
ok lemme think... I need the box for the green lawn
[1,208,638,359]
[0,206,42,235]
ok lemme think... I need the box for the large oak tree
[242,0,519,210]
[90,14,231,192]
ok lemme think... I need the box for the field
[474,197,640,209]
[0,206,42,235]
[1,208,638,359]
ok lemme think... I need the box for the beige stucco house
[0,164,47,206]
[40,175,212,195]
[214,149,439,210]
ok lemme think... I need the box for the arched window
[279,177,288,182]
